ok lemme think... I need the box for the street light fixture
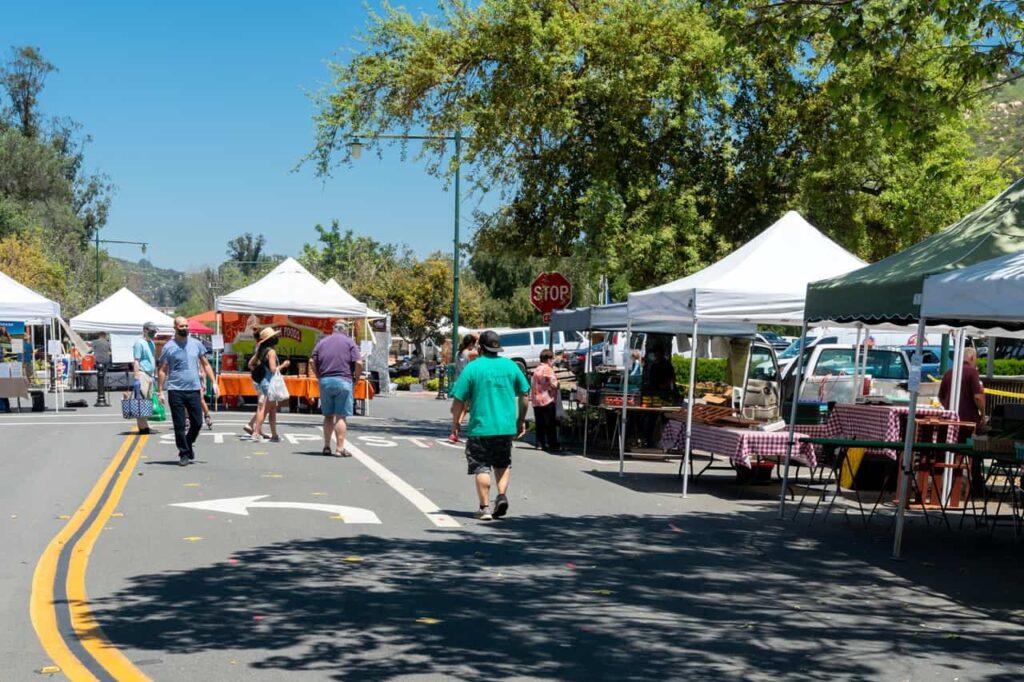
[345,131,464,398]
[94,229,148,303]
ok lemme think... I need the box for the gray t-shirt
[92,338,112,365]
[159,337,207,391]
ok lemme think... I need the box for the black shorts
[466,436,513,475]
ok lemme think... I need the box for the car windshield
[811,348,909,380]
[779,337,815,360]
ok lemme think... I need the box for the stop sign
[530,272,573,315]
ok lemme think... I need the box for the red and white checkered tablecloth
[829,403,958,459]
[661,420,817,469]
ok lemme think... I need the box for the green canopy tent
[804,178,1024,325]
[780,177,1024,558]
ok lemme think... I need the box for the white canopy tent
[70,288,174,335]
[627,211,867,326]
[0,270,62,408]
[0,269,61,321]
[324,279,384,319]
[216,258,367,318]
[622,211,867,495]
[921,251,1024,332]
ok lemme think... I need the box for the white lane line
[345,442,461,529]
[0,420,129,426]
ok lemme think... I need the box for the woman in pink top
[530,348,561,451]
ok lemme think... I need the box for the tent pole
[682,320,699,498]
[583,330,592,458]
[859,327,871,400]
[893,317,927,559]
[738,340,752,416]
[852,325,864,400]
[778,318,809,518]
[618,320,632,476]
[943,329,968,505]
[986,336,995,381]
[364,315,371,417]
[53,319,60,414]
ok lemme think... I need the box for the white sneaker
[474,507,493,521]
[251,435,265,443]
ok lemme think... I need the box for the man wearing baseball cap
[131,322,159,434]
[449,329,530,520]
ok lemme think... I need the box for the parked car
[492,327,584,373]
[757,331,790,352]
[781,344,912,404]
[901,345,956,380]
[569,341,607,371]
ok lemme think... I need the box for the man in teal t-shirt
[450,329,530,521]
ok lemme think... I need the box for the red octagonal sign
[530,272,573,316]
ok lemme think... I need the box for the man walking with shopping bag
[132,322,159,434]
[158,316,218,466]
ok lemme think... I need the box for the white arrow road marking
[169,495,381,524]
[345,442,461,529]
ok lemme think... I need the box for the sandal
[322,446,333,457]
[243,425,254,436]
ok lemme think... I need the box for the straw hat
[258,327,279,342]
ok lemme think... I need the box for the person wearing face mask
[132,322,159,434]
[157,316,218,466]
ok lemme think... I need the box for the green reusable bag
[151,390,167,421]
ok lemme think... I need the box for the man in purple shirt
[311,320,362,457]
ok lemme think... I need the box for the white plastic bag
[554,397,565,421]
[266,371,290,402]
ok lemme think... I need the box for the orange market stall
[213,258,374,411]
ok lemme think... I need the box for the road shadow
[89,510,1024,680]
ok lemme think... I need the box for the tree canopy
[311,0,1018,295]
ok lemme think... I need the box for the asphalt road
[2,392,1024,681]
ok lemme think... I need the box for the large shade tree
[310,0,1016,293]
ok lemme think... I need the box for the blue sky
[0,1,493,271]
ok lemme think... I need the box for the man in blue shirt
[132,322,159,434]
[158,316,218,466]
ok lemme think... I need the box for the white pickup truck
[779,344,914,404]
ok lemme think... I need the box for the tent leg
[618,319,626,475]
[682,321,699,498]
[583,331,592,458]
[893,318,927,559]
[778,319,809,518]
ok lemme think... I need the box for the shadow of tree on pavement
[89,510,1024,680]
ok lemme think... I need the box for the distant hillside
[971,77,1024,183]
[112,257,187,309]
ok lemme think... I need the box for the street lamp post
[347,131,464,398]
[94,229,148,303]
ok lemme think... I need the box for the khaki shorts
[135,372,153,398]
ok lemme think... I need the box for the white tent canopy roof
[0,269,61,321]
[921,250,1024,334]
[551,302,756,336]
[324,278,385,319]
[216,258,366,318]
[627,211,867,326]
[69,288,174,334]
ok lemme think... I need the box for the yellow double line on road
[30,433,150,681]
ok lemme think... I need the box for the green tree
[298,218,412,305]
[0,46,55,139]
[310,0,1009,292]
[226,232,272,275]
[366,255,485,379]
